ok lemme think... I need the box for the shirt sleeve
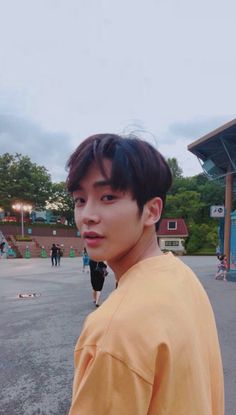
[68,347,153,415]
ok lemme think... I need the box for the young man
[50,243,58,266]
[66,133,224,415]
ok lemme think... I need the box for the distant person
[82,247,89,272]
[67,133,224,415]
[215,254,227,281]
[0,241,6,258]
[50,243,58,266]
[56,244,63,266]
[89,259,107,307]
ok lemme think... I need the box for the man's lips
[83,232,104,247]
[83,231,104,239]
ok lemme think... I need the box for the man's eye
[102,194,116,202]
[74,197,85,206]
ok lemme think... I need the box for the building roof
[157,218,188,237]
[187,118,236,177]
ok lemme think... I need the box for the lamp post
[12,203,32,237]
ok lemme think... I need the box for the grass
[187,247,216,255]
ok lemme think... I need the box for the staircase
[7,235,41,258]
[0,233,84,258]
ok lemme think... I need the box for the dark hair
[219,254,226,261]
[66,133,172,228]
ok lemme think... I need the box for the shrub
[15,235,32,242]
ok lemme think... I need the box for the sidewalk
[0,256,235,415]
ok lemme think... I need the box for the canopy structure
[188,119,236,275]
[188,118,236,180]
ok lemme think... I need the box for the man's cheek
[74,211,80,226]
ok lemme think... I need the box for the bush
[15,235,32,242]
[186,222,218,254]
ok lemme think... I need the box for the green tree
[167,157,183,179]
[46,182,74,224]
[197,179,225,222]
[186,223,218,253]
[185,223,202,253]
[170,176,198,195]
[169,173,226,223]
[0,153,52,212]
[164,190,204,223]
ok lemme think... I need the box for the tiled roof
[157,218,188,237]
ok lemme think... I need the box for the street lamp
[12,203,32,237]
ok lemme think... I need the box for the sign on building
[210,205,225,218]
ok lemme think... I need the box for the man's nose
[81,201,100,224]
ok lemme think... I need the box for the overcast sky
[0,0,235,182]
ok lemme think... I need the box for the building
[188,118,236,279]
[157,218,188,254]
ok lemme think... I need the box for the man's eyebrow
[74,179,112,192]
[75,185,82,191]
[93,179,112,188]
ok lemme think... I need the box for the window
[168,221,177,230]
[165,241,179,246]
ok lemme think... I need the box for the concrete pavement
[0,256,235,415]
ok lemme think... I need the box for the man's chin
[88,253,106,262]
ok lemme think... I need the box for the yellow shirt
[69,253,224,415]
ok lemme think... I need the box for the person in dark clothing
[89,259,107,307]
[0,241,5,253]
[0,241,6,258]
[57,244,63,266]
[50,243,58,266]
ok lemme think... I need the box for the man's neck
[108,228,162,281]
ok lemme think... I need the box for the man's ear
[143,197,163,227]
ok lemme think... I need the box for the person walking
[56,244,63,266]
[50,243,58,266]
[0,241,6,258]
[89,259,107,307]
[82,247,90,272]
[67,133,224,415]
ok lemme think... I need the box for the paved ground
[0,256,235,415]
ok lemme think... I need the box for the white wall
[159,237,186,253]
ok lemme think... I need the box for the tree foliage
[46,182,74,224]
[167,157,183,179]
[0,153,52,211]
[164,190,205,222]
[165,172,226,252]
[168,174,225,222]
[186,223,218,253]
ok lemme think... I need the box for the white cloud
[0,0,235,180]
[0,112,72,182]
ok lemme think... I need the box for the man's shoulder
[76,296,158,382]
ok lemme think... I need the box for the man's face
[73,160,147,267]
